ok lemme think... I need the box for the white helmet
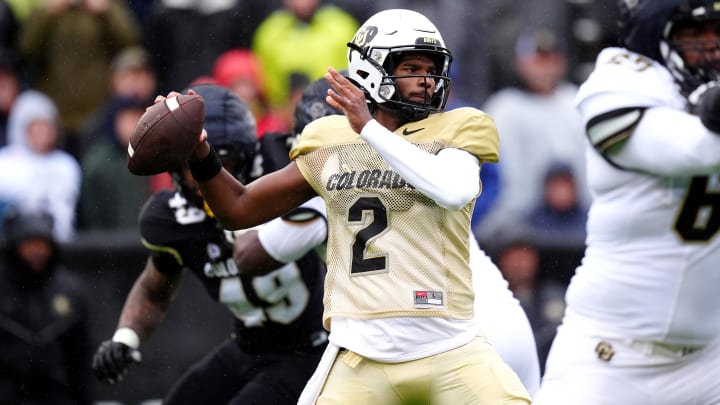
[347,9,453,121]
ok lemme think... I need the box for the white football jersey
[567,47,720,345]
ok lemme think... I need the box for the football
[127,94,205,175]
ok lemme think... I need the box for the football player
[91,83,328,404]
[256,76,542,397]
[181,9,531,404]
[533,1,720,404]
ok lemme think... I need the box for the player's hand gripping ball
[128,94,205,175]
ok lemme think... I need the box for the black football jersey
[138,189,326,351]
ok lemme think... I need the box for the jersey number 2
[675,175,720,241]
[349,197,388,274]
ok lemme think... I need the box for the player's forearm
[233,230,285,277]
[360,119,480,209]
[192,149,314,230]
[117,266,179,342]
[195,168,255,229]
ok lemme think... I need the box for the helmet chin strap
[376,101,429,122]
[397,103,430,121]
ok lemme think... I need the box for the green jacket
[252,6,358,108]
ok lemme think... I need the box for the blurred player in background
[534,1,720,403]
[91,83,327,404]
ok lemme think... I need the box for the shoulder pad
[259,131,294,175]
[142,237,184,267]
[586,107,645,153]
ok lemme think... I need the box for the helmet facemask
[377,49,452,121]
[660,6,720,97]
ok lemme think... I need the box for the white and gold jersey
[291,107,499,330]
[568,47,720,345]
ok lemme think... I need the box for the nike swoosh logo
[402,127,425,136]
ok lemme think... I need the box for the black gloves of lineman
[92,340,142,384]
[692,82,720,134]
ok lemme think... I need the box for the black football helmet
[619,0,720,95]
[347,9,452,122]
[253,75,346,179]
[293,73,344,136]
[170,83,257,206]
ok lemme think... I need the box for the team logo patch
[53,294,71,316]
[595,341,615,362]
[352,25,378,48]
[414,290,443,308]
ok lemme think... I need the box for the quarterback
[182,8,530,405]
[257,76,542,397]
[534,1,720,404]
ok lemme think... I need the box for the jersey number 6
[675,175,720,241]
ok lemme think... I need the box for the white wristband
[112,327,140,349]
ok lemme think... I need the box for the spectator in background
[252,0,357,127]
[78,96,148,231]
[526,161,588,242]
[0,52,20,146]
[445,63,501,228]
[19,0,141,160]
[495,232,566,373]
[0,0,19,64]
[125,0,155,26]
[145,0,278,94]
[4,0,43,24]
[79,46,157,155]
[107,45,157,105]
[0,90,81,242]
[86,45,172,193]
[213,48,287,138]
[478,28,589,239]
[0,209,93,404]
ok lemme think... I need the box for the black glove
[697,84,720,134]
[92,340,142,385]
[688,81,720,134]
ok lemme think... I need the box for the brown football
[127,94,205,175]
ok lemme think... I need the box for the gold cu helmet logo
[352,25,378,48]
